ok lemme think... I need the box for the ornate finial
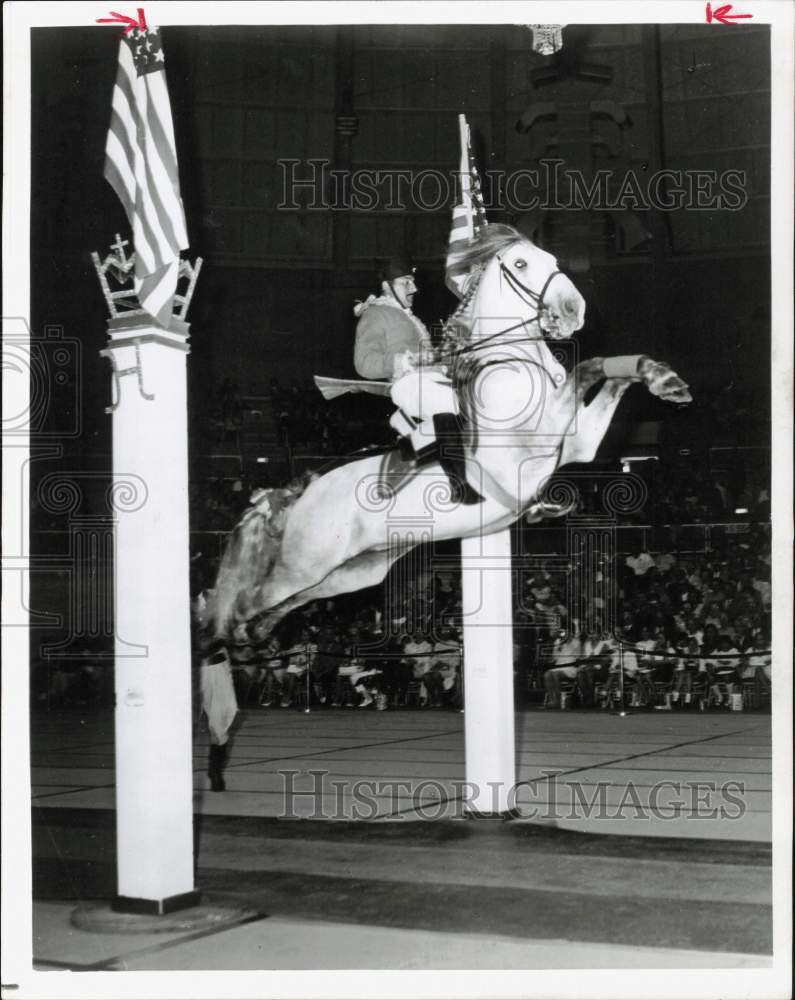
[91,234,203,323]
[525,24,566,56]
[109,233,132,267]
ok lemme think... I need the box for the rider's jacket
[353,295,432,380]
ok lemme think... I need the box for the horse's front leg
[637,357,692,404]
[559,376,633,466]
[578,354,692,404]
[559,354,692,467]
[569,356,611,404]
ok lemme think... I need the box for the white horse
[211,224,691,635]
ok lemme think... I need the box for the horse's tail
[211,478,312,636]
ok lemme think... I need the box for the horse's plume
[211,475,314,635]
[445,222,524,275]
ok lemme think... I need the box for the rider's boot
[207,742,227,792]
[432,412,482,506]
[407,419,438,467]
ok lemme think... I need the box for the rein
[438,255,566,363]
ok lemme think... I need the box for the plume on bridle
[445,223,525,275]
[440,223,532,352]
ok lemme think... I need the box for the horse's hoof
[646,363,692,404]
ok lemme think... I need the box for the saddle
[313,375,482,506]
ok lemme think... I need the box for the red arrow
[706,2,753,24]
[96,8,147,34]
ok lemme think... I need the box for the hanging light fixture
[525,24,566,56]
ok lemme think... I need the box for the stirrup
[413,441,439,467]
[437,456,482,505]
[396,434,437,467]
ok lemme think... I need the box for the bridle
[440,245,571,468]
[443,251,567,361]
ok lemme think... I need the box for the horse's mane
[441,223,528,350]
[445,222,526,276]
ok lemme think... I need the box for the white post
[103,316,199,914]
[461,528,516,816]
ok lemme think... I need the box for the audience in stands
[39,406,774,719]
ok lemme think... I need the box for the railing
[30,521,769,560]
[193,521,768,558]
[515,520,767,556]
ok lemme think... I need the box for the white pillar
[103,318,198,913]
[461,528,516,816]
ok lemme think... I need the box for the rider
[353,255,477,504]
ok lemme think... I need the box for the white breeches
[390,371,457,421]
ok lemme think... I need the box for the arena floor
[30,706,773,972]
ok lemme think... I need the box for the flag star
[154,49,165,62]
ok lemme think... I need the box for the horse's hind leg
[258,547,406,637]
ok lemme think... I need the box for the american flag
[103,27,188,327]
[445,114,489,298]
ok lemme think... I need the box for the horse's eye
[514,259,527,270]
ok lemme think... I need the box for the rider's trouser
[388,371,478,503]
[389,371,458,450]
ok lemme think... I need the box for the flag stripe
[146,72,182,193]
[103,136,135,223]
[102,27,187,326]
[105,127,160,273]
[135,260,178,325]
[109,40,171,267]
[138,91,183,256]
[130,81,177,265]
[445,114,488,297]
[105,110,137,203]
[143,76,187,241]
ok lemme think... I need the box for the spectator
[404,630,435,706]
[333,630,364,707]
[626,547,655,577]
[311,626,344,704]
[379,632,415,707]
[751,564,772,611]
[655,550,677,573]
[671,636,700,706]
[745,638,771,701]
[577,629,612,707]
[280,628,318,708]
[709,635,741,706]
[543,629,583,708]
[429,628,462,708]
[256,634,286,707]
[631,627,659,707]
[604,640,640,707]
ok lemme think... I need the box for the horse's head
[492,238,585,339]
[452,224,585,343]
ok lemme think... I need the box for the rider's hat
[379,255,416,282]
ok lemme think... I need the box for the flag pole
[448,114,517,817]
[75,26,231,929]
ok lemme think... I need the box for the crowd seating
[184,519,772,715]
[527,523,772,711]
[35,380,773,715]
